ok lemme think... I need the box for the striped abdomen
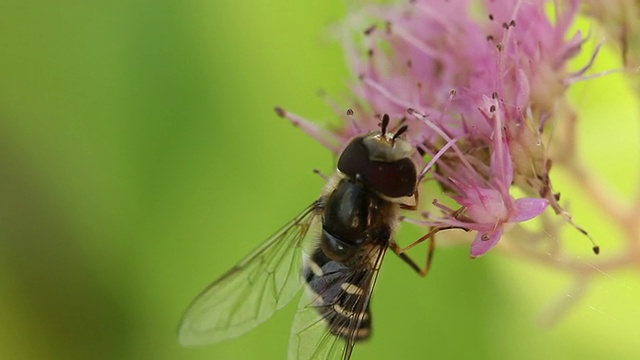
[302,248,373,341]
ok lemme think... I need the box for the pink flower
[441,140,548,257]
[276,0,588,257]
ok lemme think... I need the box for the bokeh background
[1,1,638,359]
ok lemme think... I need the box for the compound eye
[337,138,417,198]
[362,158,417,198]
[337,139,369,180]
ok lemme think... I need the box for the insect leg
[390,225,466,277]
[390,236,435,277]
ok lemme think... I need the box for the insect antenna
[380,113,390,136]
[392,125,409,141]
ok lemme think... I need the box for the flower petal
[510,198,549,222]
[470,227,504,258]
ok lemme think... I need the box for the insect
[178,114,434,359]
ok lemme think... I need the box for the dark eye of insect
[337,136,417,198]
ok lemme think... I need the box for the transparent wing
[288,244,388,360]
[178,200,322,346]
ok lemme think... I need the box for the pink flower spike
[510,198,549,222]
[471,227,504,259]
[274,107,342,154]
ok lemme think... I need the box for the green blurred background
[0,1,638,359]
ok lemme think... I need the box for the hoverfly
[178,114,433,359]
